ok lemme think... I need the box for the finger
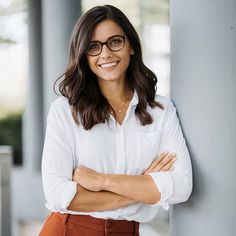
[152,152,177,172]
[143,152,170,174]
[145,151,169,172]
[160,157,177,171]
[143,152,168,174]
[73,168,80,176]
[78,165,87,170]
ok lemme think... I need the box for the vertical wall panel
[170,1,236,235]
[42,0,81,124]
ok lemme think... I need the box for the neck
[97,79,132,103]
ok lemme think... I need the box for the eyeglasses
[87,35,127,56]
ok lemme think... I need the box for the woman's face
[86,19,133,83]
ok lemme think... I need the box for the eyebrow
[90,34,125,43]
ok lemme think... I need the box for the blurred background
[0,0,170,235]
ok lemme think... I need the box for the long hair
[55,5,164,130]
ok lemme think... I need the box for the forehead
[91,19,125,41]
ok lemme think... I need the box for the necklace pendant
[118,109,122,113]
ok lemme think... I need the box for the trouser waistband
[54,212,139,235]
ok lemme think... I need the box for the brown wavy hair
[54,5,164,130]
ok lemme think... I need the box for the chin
[98,75,122,81]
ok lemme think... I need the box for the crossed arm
[67,152,176,212]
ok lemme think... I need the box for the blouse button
[106,220,112,229]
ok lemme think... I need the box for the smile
[99,61,118,68]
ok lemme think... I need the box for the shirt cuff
[148,172,173,210]
[45,181,77,212]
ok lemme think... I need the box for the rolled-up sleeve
[148,100,193,210]
[41,101,77,212]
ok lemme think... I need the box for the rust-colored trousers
[39,212,140,236]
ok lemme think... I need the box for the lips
[99,61,118,68]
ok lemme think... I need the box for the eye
[88,42,100,50]
[109,37,123,46]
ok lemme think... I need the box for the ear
[130,49,134,55]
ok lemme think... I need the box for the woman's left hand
[72,165,103,191]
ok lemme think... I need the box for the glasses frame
[87,35,127,56]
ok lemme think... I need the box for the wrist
[100,174,112,191]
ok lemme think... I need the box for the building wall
[170,0,236,235]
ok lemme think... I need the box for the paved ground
[19,222,43,236]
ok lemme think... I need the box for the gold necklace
[109,94,132,115]
[110,100,126,115]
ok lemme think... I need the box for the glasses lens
[87,42,101,56]
[107,36,124,51]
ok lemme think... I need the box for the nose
[100,44,112,58]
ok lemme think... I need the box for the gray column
[42,0,81,123]
[0,146,12,236]
[170,1,236,235]
[23,0,44,172]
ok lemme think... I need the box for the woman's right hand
[143,152,177,175]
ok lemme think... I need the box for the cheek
[120,53,131,68]
[87,59,96,72]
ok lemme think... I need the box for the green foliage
[0,0,27,45]
[0,0,26,16]
[141,0,170,24]
[0,113,22,165]
[0,36,16,44]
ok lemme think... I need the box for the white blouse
[41,90,192,223]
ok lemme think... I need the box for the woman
[40,5,192,236]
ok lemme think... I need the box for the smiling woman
[40,5,192,236]
[56,5,164,130]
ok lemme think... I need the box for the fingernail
[170,167,174,171]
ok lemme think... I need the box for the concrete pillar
[41,0,81,123]
[23,0,44,172]
[170,0,236,235]
[0,146,12,236]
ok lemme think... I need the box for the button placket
[106,219,112,229]
[115,127,125,171]
[104,219,113,235]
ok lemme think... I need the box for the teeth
[100,61,117,68]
